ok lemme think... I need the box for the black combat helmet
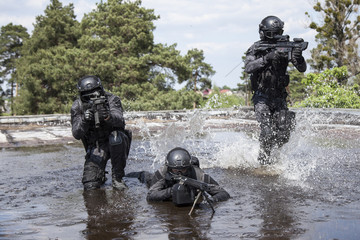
[77,75,104,102]
[259,16,284,40]
[166,147,192,169]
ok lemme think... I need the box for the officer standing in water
[244,16,307,165]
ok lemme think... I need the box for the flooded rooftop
[1,108,360,239]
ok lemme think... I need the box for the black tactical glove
[98,105,110,121]
[264,50,284,63]
[84,109,94,121]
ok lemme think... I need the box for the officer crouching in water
[71,75,132,190]
[244,16,307,165]
[144,148,230,208]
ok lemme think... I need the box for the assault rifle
[254,35,308,60]
[89,93,109,129]
[84,92,110,151]
[171,174,215,216]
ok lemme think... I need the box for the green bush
[295,67,360,108]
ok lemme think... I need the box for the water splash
[134,110,211,169]
[133,109,360,190]
[210,132,259,169]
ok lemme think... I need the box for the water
[1,110,360,239]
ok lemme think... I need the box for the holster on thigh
[109,130,132,155]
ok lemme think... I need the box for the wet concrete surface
[1,109,360,239]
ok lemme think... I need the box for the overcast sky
[0,0,319,89]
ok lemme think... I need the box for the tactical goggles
[81,91,101,102]
[169,167,189,175]
[264,30,283,39]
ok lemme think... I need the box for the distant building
[201,88,234,97]
[202,89,213,96]
[219,89,233,96]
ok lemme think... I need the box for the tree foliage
[306,0,360,83]
[0,23,29,115]
[78,0,158,88]
[295,67,360,108]
[15,0,80,114]
[6,0,215,114]
[181,48,215,91]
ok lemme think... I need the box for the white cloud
[23,0,48,9]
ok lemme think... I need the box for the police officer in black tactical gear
[244,16,307,165]
[71,75,132,190]
[146,147,230,205]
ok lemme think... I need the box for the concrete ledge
[1,107,359,126]
[1,107,359,148]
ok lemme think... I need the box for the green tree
[78,0,211,110]
[10,0,216,113]
[15,0,80,115]
[295,66,360,108]
[78,0,158,89]
[0,23,29,115]
[306,0,360,83]
[181,48,215,91]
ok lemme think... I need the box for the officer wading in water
[127,147,230,211]
[244,16,307,165]
[71,75,132,190]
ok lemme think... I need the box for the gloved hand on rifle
[264,49,286,63]
[84,109,94,122]
[98,104,110,121]
[291,47,304,64]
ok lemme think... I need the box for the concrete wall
[1,107,359,126]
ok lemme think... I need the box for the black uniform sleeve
[292,56,307,73]
[146,178,173,202]
[105,94,125,129]
[202,173,230,202]
[70,99,90,140]
[244,44,267,74]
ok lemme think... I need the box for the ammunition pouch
[172,183,196,206]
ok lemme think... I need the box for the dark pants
[82,130,131,190]
[254,98,295,164]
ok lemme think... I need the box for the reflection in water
[82,189,135,240]
[254,176,306,240]
[148,202,212,239]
